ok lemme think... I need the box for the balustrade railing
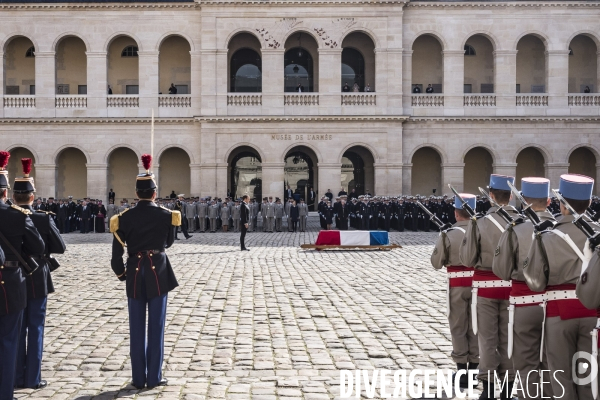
[464,95,496,107]
[56,95,87,108]
[107,95,139,108]
[4,95,36,108]
[568,94,600,107]
[411,94,444,107]
[341,93,376,106]
[227,94,262,106]
[516,95,548,106]
[159,95,191,107]
[284,94,319,106]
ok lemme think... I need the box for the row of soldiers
[0,153,66,400]
[162,195,312,235]
[431,173,600,400]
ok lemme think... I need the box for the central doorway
[228,146,262,200]
[284,146,318,208]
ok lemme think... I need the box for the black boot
[478,380,495,400]
[452,363,468,388]
[500,381,515,400]
[468,362,480,389]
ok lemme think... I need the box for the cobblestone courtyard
[14,217,457,400]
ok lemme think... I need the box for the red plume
[21,158,32,176]
[0,151,10,170]
[141,154,152,171]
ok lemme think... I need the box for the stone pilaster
[261,162,285,199]
[261,49,285,115]
[190,163,202,197]
[86,164,108,200]
[0,52,4,119]
[402,164,412,195]
[493,163,517,181]
[190,51,202,115]
[442,50,465,114]
[200,49,218,116]
[200,163,217,197]
[494,50,518,110]
[402,50,413,115]
[215,162,228,196]
[318,163,342,199]
[34,51,56,116]
[318,48,342,114]
[442,162,464,194]
[34,164,57,199]
[86,52,108,115]
[137,51,159,115]
[546,50,570,111]
[545,163,569,191]
[215,49,228,116]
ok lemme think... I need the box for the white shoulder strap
[486,214,505,233]
[447,227,466,234]
[549,229,587,264]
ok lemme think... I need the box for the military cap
[136,154,157,191]
[0,150,10,189]
[559,174,594,200]
[521,177,550,199]
[489,174,515,191]
[13,158,35,193]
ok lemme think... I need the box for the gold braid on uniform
[110,208,129,248]
[160,205,182,226]
[11,204,32,215]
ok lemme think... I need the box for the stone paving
[14,215,463,400]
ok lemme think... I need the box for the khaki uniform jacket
[524,214,596,291]
[298,203,308,216]
[232,206,241,219]
[492,211,555,281]
[197,203,207,218]
[431,220,469,269]
[266,202,275,218]
[208,204,219,218]
[459,205,520,270]
[577,247,600,308]
[274,204,284,218]
[220,206,230,221]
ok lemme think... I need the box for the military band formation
[2,144,600,400]
[431,173,600,400]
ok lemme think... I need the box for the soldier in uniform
[0,151,45,400]
[298,199,308,232]
[460,174,520,400]
[266,197,275,232]
[174,195,192,240]
[109,154,181,390]
[274,198,284,232]
[492,177,555,399]
[232,201,241,233]
[220,202,230,232]
[431,193,479,388]
[196,199,207,233]
[260,198,268,232]
[12,159,66,390]
[208,200,218,233]
[524,174,598,400]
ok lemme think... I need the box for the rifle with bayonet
[447,184,477,219]
[478,186,516,224]
[552,189,600,250]
[507,181,557,232]
[586,207,600,223]
[416,201,451,231]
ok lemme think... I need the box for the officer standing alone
[240,195,250,251]
[110,154,181,389]
[0,151,45,400]
[13,159,66,390]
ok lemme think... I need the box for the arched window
[284,47,313,92]
[230,48,262,92]
[25,46,35,58]
[464,44,476,56]
[341,48,365,91]
[121,46,138,57]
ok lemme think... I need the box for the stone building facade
[0,0,599,202]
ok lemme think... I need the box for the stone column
[215,162,228,196]
[443,50,465,114]
[190,163,202,197]
[596,163,600,195]
[402,50,413,115]
[137,51,159,115]
[385,163,403,195]
[384,49,402,113]
[402,164,412,194]
[215,49,228,115]
[86,52,108,115]
[494,50,518,110]
[34,164,57,199]
[493,163,517,180]
[545,163,569,191]
[261,162,285,199]
[200,49,217,116]
[0,52,4,119]
[597,51,600,93]
[86,164,108,201]
[364,165,375,195]
[442,162,464,194]
[190,51,202,115]
[546,50,570,110]
[318,48,342,113]
[200,163,217,197]
[317,163,342,199]
[34,51,56,115]
[261,49,284,115]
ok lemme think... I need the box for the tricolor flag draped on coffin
[314,231,389,246]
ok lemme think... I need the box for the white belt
[472,280,512,288]
[545,290,578,301]
[448,271,475,279]
[509,294,547,305]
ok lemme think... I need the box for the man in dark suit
[308,187,316,210]
[285,186,293,202]
[12,160,66,390]
[110,154,181,390]
[0,152,45,400]
[240,195,250,251]
[80,201,92,233]
[108,189,116,204]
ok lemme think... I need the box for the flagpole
[151,109,155,160]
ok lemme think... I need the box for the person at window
[584,86,591,93]
[365,84,371,92]
[412,85,421,94]
[168,84,177,95]
[426,84,434,94]
[353,82,360,92]
[108,85,113,95]
[296,84,303,93]
[343,82,350,92]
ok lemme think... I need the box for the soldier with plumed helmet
[109,154,182,390]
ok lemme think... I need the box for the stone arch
[513,31,551,51]
[341,145,376,196]
[159,35,192,94]
[338,142,378,164]
[284,144,320,205]
[6,144,40,165]
[156,144,195,164]
[156,32,195,52]
[460,31,499,51]
[516,146,547,185]
[516,33,548,94]
[107,147,139,202]
[408,143,448,164]
[52,32,90,52]
[224,29,264,51]
[409,31,447,51]
[55,35,88,95]
[6,147,37,186]
[281,142,322,164]
[461,143,498,164]
[282,28,321,50]
[104,143,141,164]
[566,31,600,49]
[53,144,91,164]
[463,146,494,194]
[224,142,266,164]
[104,31,143,52]
[568,33,598,93]
[568,146,597,192]
[228,32,263,93]
[158,147,191,197]
[340,28,381,50]
[411,146,442,195]
[1,33,39,53]
[566,144,600,163]
[341,32,376,92]
[227,145,263,200]
[514,143,551,164]
[411,33,444,93]
[56,147,88,199]
[463,34,496,93]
